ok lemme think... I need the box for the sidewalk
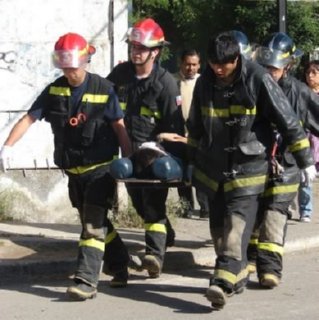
[1,202,319,285]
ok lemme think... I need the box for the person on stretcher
[110,137,188,181]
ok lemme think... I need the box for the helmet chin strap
[133,51,154,66]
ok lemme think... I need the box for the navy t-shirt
[28,73,124,122]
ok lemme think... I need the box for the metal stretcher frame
[117,178,191,188]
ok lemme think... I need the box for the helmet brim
[256,47,292,69]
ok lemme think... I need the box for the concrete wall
[0,0,129,167]
[0,0,129,222]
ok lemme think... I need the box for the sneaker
[300,216,311,223]
[259,273,280,289]
[67,282,97,300]
[109,269,128,288]
[142,255,161,278]
[206,285,227,309]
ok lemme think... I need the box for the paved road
[1,247,319,320]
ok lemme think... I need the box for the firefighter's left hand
[304,165,317,186]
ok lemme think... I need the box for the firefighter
[0,33,132,300]
[106,18,185,278]
[246,32,319,288]
[186,31,314,309]
[230,30,252,60]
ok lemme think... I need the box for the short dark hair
[207,31,240,64]
[180,49,201,62]
[304,59,319,73]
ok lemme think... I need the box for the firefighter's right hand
[0,145,13,172]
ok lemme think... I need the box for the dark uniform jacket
[261,74,319,202]
[187,58,313,199]
[43,74,119,169]
[280,75,319,138]
[107,61,185,158]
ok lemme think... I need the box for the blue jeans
[298,183,313,218]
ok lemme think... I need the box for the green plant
[111,198,144,228]
[0,190,14,221]
[111,192,180,229]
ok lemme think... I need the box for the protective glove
[0,145,13,172]
[303,165,317,186]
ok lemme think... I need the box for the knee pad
[224,214,246,260]
[151,156,183,181]
[110,158,133,179]
[259,210,287,245]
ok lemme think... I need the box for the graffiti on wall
[0,50,17,72]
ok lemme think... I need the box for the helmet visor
[255,47,291,69]
[127,27,166,48]
[52,49,89,69]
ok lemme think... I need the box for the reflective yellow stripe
[193,167,219,191]
[82,94,109,103]
[105,229,117,245]
[79,238,105,252]
[249,238,259,245]
[49,86,71,96]
[201,105,256,117]
[66,159,115,175]
[214,269,237,285]
[120,102,127,111]
[237,267,248,282]
[224,175,267,192]
[230,105,256,115]
[288,138,310,153]
[201,107,229,118]
[140,106,161,119]
[263,183,299,197]
[258,242,284,256]
[144,223,167,234]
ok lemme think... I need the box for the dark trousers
[248,199,290,279]
[209,185,260,293]
[67,166,129,286]
[127,186,168,263]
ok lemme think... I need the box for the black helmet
[231,30,252,59]
[256,32,303,68]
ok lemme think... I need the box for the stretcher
[116,178,191,188]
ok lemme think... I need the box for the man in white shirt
[175,49,209,218]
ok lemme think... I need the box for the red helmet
[127,18,169,48]
[52,33,96,69]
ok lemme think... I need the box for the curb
[2,235,319,285]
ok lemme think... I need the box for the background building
[0,0,129,222]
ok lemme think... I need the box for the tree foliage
[131,0,319,69]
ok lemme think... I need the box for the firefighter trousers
[127,186,168,266]
[67,166,129,287]
[248,201,290,279]
[209,186,260,294]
